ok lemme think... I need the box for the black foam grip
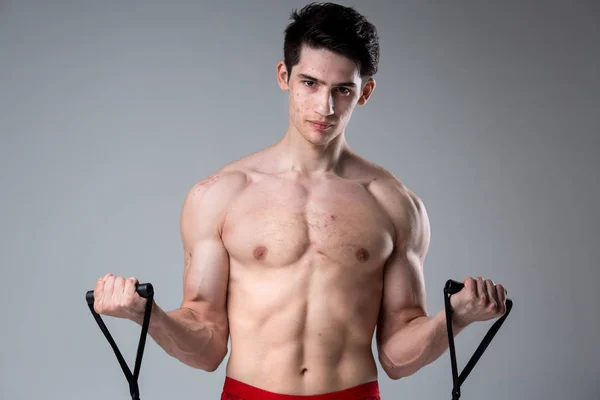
[86,283,154,305]
[445,279,464,295]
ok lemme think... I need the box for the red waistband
[221,377,380,400]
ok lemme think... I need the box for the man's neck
[276,128,348,176]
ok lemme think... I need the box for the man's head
[277,2,379,146]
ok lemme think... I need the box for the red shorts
[220,377,381,400]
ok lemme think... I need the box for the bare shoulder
[180,165,250,241]
[185,167,249,207]
[180,145,275,221]
[344,153,420,211]
[351,156,430,253]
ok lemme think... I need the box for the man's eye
[303,80,315,87]
[337,87,350,95]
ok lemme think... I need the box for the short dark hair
[283,2,380,82]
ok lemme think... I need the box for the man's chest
[221,177,395,268]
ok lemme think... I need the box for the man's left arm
[375,186,507,380]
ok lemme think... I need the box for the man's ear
[357,78,376,105]
[277,61,290,91]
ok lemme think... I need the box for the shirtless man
[92,3,508,399]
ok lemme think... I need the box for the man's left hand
[449,277,508,328]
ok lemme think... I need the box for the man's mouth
[309,121,333,130]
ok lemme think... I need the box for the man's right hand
[93,273,148,321]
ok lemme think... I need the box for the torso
[219,149,400,394]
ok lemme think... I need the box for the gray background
[1,1,598,399]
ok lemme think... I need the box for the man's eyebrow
[297,73,357,88]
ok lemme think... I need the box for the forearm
[132,301,227,371]
[380,308,467,379]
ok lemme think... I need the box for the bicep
[178,172,246,338]
[377,191,431,344]
[377,248,427,343]
[181,235,230,334]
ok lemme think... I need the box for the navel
[253,245,268,260]
[356,248,370,262]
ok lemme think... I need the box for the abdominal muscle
[224,249,383,395]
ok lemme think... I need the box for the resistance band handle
[85,282,154,400]
[444,279,513,400]
[445,279,513,308]
[86,283,154,305]
[444,279,465,295]
[445,279,513,315]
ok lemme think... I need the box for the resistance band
[444,279,513,400]
[85,283,154,400]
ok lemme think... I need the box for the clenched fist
[449,277,508,328]
[93,273,147,321]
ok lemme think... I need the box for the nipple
[356,248,370,262]
[253,245,268,260]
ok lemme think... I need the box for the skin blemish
[330,214,336,220]
[253,246,268,260]
[356,248,370,262]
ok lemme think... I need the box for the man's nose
[314,90,334,116]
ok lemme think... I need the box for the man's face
[277,45,375,146]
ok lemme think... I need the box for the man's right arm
[133,171,247,372]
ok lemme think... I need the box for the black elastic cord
[444,282,513,400]
[87,295,154,400]
[444,291,461,400]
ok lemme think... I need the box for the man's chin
[304,136,330,147]
[302,131,338,147]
